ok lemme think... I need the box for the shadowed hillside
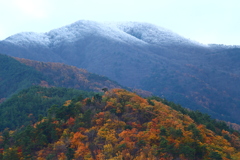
[0,54,125,102]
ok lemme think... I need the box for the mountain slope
[14,57,124,92]
[1,89,240,159]
[0,54,124,101]
[0,54,50,101]
[0,20,240,124]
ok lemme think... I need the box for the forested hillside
[1,89,240,159]
[0,86,98,131]
[0,54,50,101]
[0,54,125,102]
[15,57,124,92]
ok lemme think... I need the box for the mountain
[1,20,240,124]
[0,54,124,101]
[0,20,207,87]
[1,89,240,159]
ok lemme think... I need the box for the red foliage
[67,117,75,126]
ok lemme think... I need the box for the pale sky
[0,0,239,45]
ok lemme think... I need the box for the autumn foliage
[15,57,123,92]
[1,89,240,159]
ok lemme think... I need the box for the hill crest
[1,89,240,159]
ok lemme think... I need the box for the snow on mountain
[3,20,206,48]
[5,32,50,47]
[47,20,148,46]
[107,21,207,47]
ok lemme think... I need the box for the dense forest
[0,86,98,131]
[1,89,240,159]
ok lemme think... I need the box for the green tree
[66,147,75,160]
[2,147,19,160]
[179,144,195,160]
[209,151,222,160]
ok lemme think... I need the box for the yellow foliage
[97,127,118,144]
[53,140,66,151]
[103,144,114,158]
[63,100,72,106]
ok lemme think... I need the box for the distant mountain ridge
[0,20,240,124]
[15,57,124,92]
[0,54,124,101]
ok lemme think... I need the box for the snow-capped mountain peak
[3,20,207,48]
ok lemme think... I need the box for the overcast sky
[0,0,239,45]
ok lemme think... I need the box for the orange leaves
[70,132,88,149]
[104,101,115,110]
[74,141,91,159]
[93,112,105,126]
[95,150,105,160]
[69,132,92,159]
[130,95,147,105]
[147,131,160,144]
[130,122,142,130]
[95,118,104,126]
[118,128,138,150]
[97,112,105,117]
[57,152,67,160]
[119,128,138,140]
